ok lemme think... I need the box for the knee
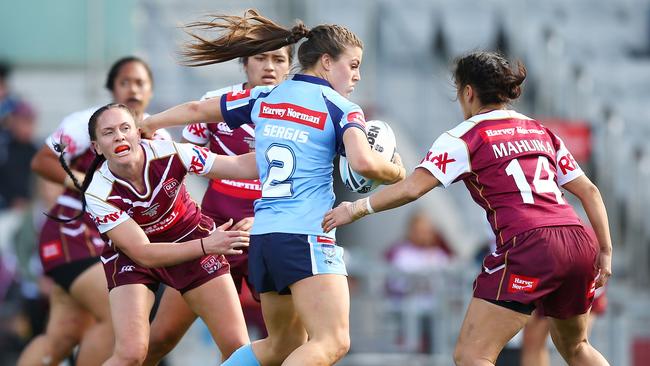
[321,331,351,363]
[558,339,590,363]
[114,340,148,366]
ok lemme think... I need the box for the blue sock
[221,344,261,366]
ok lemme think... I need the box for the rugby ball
[339,120,396,193]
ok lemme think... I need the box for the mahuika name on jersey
[491,139,554,159]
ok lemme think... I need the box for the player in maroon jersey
[322,51,612,366]
[56,103,255,365]
[143,44,292,364]
[19,56,163,366]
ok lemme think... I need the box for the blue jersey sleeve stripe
[323,94,345,155]
[220,94,249,129]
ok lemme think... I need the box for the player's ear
[320,53,333,72]
[91,141,102,156]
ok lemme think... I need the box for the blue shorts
[249,233,347,295]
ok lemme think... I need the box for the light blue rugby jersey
[220,74,366,238]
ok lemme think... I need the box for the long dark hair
[180,9,362,71]
[453,51,526,105]
[48,103,131,222]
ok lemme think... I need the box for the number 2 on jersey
[505,156,564,204]
[262,144,295,198]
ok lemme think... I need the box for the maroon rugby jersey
[84,139,217,243]
[417,110,584,246]
[182,84,261,201]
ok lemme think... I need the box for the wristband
[365,197,375,214]
[200,238,207,256]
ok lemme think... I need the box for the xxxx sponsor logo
[421,151,456,174]
[187,124,208,139]
[93,211,124,225]
[189,145,210,174]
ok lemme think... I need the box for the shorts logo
[41,241,63,262]
[318,237,337,265]
[189,145,210,174]
[119,265,135,273]
[259,102,327,130]
[507,274,539,293]
[163,178,180,198]
[200,255,222,274]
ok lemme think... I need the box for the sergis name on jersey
[492,139,554,159]
[263,124,309,143]
[259,102,327,130]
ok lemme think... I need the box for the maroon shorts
[39,204,105,274]
[101,215,229,294]
[201,189,258,299]
[474,225,599,319]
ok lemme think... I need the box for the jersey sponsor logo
[220,179,262,191]
[347,111,366,126]
[421,151,456,174]
[141,202,161,218]
[259,102,327,130]
[92,211,124,225]
[558,152,578,175]
[225,89,251,102]
[507,274,540,293]
[200,255,222,274]
[262,124,310,143]
[163,178,180,198]
[216,122,234,135]
[187,124,208,139]
[491,140,554,159]
[119,265,135,273]
[41,240,63,261]
[189,145,210,174]
[479,124,546,142]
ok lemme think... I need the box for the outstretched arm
[562,175,613,288]
[140,98,222,137]
[322,168,440,232]
[205,152,259,181]
[105,218,249,268]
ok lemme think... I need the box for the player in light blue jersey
[141,9,405,366]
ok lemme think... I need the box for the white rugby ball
[339,120,396,193]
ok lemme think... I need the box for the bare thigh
[455,298,530,364]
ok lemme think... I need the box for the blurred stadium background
[1,0,650,365]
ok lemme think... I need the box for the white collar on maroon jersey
[98,141,158,199]
[467,109,533,124]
